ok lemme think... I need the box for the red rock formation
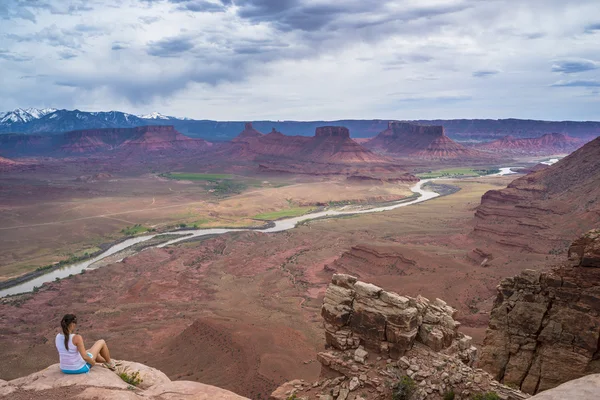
[224,125,389,164]
[60,126,210,154]
[366,121,482,159]
[479,230,600,394]
[232,122,263,141]
[473,136,600,253]
[476,133,584,156]
[271,275,527,400]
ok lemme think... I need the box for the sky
[1,0,599,121]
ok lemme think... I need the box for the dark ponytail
[60,314,77,350]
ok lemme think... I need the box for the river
[0,167,522,298]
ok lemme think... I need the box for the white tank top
[55,333,86,371]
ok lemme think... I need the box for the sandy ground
[0,169,412,280]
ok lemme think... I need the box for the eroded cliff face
[226,125,389,164]
[366,121,482,159]
[476,133,584,156]
[271,275,527,400]
[473,136,600,254]
[479,230,600,394]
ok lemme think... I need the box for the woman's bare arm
[73,335,95,366]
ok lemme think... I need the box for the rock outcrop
[225,125,390,164]
[476,133,584,156]
[62,126,210,154]
[271,275,527,400]
[479,230,600,394]
[321,274,477,363]
[0,360,248,399]
[365,122,482,159]
[473,136,600,253]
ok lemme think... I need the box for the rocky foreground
[480,229,600,394]
[270,274,527,400]
[0,360,248,400]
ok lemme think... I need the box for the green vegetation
[417,168,500,179]
[444,390,456,400]
[121,224,151,236]
[254,207,313,221]
[212,180,247,195]
[472,392,501,400]
[162,172,233,181]
[117,370,143,387]
[392,375,416,400]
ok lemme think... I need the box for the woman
[55,314,116,374]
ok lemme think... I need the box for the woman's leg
[87,339,112,363]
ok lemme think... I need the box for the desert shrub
[118,370,143,387]
[392,375,416,400]
[472,392,500,400]
[443,390,455,400]
[286,395,298,400]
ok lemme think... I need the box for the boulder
[528,374,600,399]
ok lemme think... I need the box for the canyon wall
[479,229,600,394]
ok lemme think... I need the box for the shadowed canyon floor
[0,176,562,399]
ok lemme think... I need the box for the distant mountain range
[1,108,599,142]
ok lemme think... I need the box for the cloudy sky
[1,0,599,120]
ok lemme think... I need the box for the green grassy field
[417,168,500,179]
[121,224,151,236]
[253,207,313,221]
[163,173,234,182]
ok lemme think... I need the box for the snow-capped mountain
[138,112,172,120]
[0,108,57,125]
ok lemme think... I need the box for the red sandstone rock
[479,230,600,394]
[60,126,210,154]
[473,136,600,253]
[225,125,389,164]
[366,121,482,159]
[476,133,584,156]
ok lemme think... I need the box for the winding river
[0,168,521,298]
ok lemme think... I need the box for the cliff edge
[479,229,600,394]
[0,360,248,400]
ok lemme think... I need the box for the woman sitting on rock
[55,314,116,374]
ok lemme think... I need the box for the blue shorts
[61,352,93,374]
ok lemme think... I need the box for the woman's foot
[103,360,117,371]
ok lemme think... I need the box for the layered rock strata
[321,274,477,363]
[366,122,481,159]
[479,230,600,394]
[272,275,527,400]
[476,133,583,156]
[226,125,390,164]
[473,136,600,253]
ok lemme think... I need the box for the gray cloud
[0,50,33,62]
[472,70,500,78]
[552,59,599,73]
[169,0,228,12]
[58,50,78,60]
[551,79,600,88]
[584,23,600,33]
[111,42,128,50]
[147,35,196,57]
[0,1,37,22]
[139,15,162,24]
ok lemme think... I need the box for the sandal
[103,360,117,371]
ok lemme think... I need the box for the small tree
[392,375,416,400]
